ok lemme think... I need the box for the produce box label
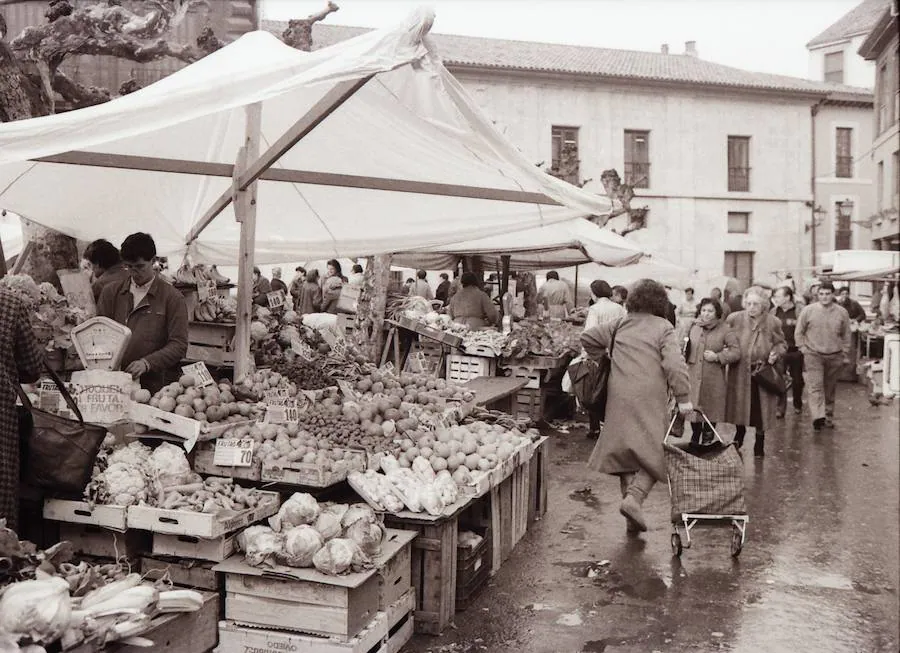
[182,361,214,388]
[68,370,133,424]
[213,438,254,467]
[197,279,217,302]
[266,289,287,310]
[291,337,315,361]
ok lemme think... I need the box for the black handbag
[567,329,618,412]
[751,361,786,395]
[16,366,107,495]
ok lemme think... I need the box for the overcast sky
[262,0,861,79]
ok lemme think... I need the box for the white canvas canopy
[392,218,644,270]
[0,8,612,264]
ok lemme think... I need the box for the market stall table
[462,376,528,414]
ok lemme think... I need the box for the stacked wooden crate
[43,500,149,563]
[215,529,416,653]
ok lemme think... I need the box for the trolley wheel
[730,527,743,557]
[671,532,683,557]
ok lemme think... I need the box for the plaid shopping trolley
[664,410,748,557]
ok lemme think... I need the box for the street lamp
[807,203,827,266]
[838,199,854,220]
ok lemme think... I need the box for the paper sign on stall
[337,380,356,400]
[291,338,315,361]
[181,362,214,388]
[213,438,254,467]
[265,401,299,424]
[197,279,218,302]
[38,379,62,413]
[267,290,286,310]
[381,362,395,375]
[57,269,97,315]
[68,370,133,424]
[331,338,348,359]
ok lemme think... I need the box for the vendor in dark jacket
[97,232,188,395]
[771,285,803,417]
[836,287,867,323]
[83,239,130,302]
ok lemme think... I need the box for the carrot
[164,483,204,494]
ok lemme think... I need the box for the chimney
[661,43,669,55]
[685,41,697,57]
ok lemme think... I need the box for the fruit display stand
[461,376,528,414]
[214,529,415,644]
[66,590,220,653]
[185,321,237,367]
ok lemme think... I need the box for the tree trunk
[18,218,79,289]
[363,254,392,363]
[0,40,49,122]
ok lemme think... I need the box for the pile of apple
[140,375,259,424]
[353,369,474,407]
[392,421,531,484]
[236,369,298,402]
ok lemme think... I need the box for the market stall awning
[0,8,612,264]
[391,218,644,270]
[559,258,694,293]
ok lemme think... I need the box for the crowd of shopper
[580,277,862,532]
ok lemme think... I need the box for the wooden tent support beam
[0,237,6,277]
[185,76,373,244]
[233,103,262,381]
[10,241,34,275]
[33,154,562,217]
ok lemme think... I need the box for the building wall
[453,70,814,283]
[868,31,900,249]
[812,103,876,258]
[808,35,876,88]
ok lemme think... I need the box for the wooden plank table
[462,376,528,413]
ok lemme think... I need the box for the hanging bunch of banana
[172,262,231,287]
[193,294,238,323]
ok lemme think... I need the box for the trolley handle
[663,408,725,445]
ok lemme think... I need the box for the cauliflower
[94,462,147,506]
[250,321,269,343]
[147,443,192,489]
[108,441,152,468]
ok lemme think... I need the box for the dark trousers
[778,349,804,413]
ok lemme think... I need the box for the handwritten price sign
[181,362,215,388]
[265,401,299,424]
[197,279,218,302]
[213,438,254,467]
[267,289,287,310]
[291,338,316,361]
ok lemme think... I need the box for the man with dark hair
[289,266,306,306]
[83,239,129,301]
[538,270,573,318]
[348,264,366,288]
[771,285,804,417]
[411,269,433,300]
[252,266,272,306]
[97,232,188,394]
[585,279,625,331]
[710,287,730,317]
[836,286,866,323]
[796,281,851,430]
[611,285,628,305]
[435,272,451,306]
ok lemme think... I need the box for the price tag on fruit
[265,400,299,424]
[213,438,254,467]
[267,289,287,310]
[337,380,357,399]
[197,279,217,302]
[181,362,214,388]
[381,362,395,374]
[331,338,348,359]
[291,338,315,361]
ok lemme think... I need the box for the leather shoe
[619,494,648,533]
[813,418,825,431]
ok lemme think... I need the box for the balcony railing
[728,167,750,192]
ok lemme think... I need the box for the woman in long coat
[0,289,44,531]
[725,287,787,457]
[582,279,692,534]
[296,269,323,316]
[686,298,741,443]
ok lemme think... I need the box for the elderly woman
[448,272,499,329]
[582,279,692,534]
[686,298,741,444]
[725,286,787,457]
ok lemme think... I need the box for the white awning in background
[392,218,645,270]
[0,8,612,264]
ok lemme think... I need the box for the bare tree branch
[282,0,339,51]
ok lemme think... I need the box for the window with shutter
[727,136,750,192]
[550,126,580,185]
[835,128,853,178]
[834,202,852,250]
[824,51,844,84]
[727,212,750,233]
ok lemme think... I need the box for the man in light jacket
[795,281,851,431]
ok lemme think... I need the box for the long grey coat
[583,313,691,483]
[686,319,741,422]
[724,311,787,430]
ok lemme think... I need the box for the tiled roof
[261,20,872,99]
[806,0,890,47]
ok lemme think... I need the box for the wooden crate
[500,364,542,389]
[336,313,358,339]
[215,530,415,641]
[446,354,496,384]
[513,388,542,421]
[455,526,491,611]
[127,491,280,538]
[217,590,414,653]
[261,453,366,487]
[384,513,458,635]
[186,321,237,366]
[193,445,262,481]
[58,523,150,560]
[107,591,218,653]
[140,555,220,591]
[528,436,550,523]
[43,499,128,530]
[152,532,236,562]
